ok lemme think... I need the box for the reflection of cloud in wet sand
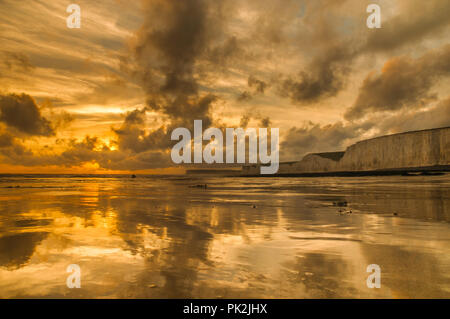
[114,203,214,298]
[0,232,48,269]
[360,243,450,298]
[0,176,449,298]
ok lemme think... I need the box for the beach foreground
[0,175,449,298]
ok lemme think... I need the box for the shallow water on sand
[0,175,449,298]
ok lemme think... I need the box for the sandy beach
[0,174,449,298]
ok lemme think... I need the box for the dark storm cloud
[122,108,147,126]
[57,136,102,165]
[279,45,355,104]
[112,107,172,153]
[129,0,230,128]
[135,0,209,93]
[104,0,248,167]
[0,93,54,136]
[112,95,216,155]
[107,0,245,166]
[345,44,450,120]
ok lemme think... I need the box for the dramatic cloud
[375,97,450,134]
[0,134,32,162]
[0,0,449,173]
[279,45,355,104]
[280,121,373,161]
[58,136,171,170]
[0,93,54,136]
[127,0,231,129]
[0,133,172,171]
[280,0,450,105]
[273,0,359,104]
[113,107,171,153]
[345,44,450,120]
[364,0,450,52]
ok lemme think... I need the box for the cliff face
[339,127,450,171]
[241,127,450,175]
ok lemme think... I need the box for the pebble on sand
[333,200,347,207]
[189,184,207,189]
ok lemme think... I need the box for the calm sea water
[0,174,449,298]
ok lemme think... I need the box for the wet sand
[0,175,449,298]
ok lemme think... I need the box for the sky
[0,0,449,174]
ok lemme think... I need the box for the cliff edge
[242,126,450,176]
